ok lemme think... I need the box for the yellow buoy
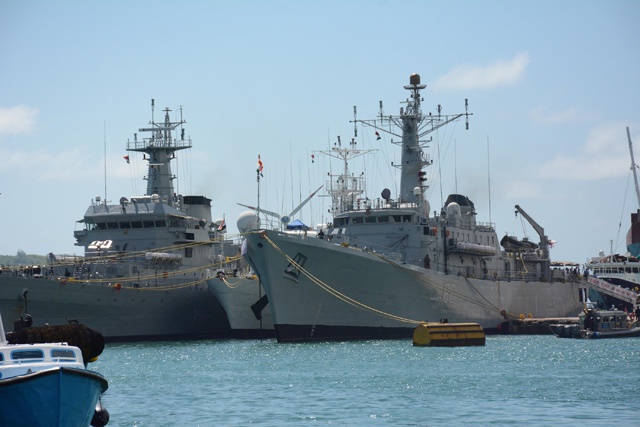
[412,322,485,347]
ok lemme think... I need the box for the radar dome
[410,73,421,85]
[446,202,461,219]
[237,211,260,234]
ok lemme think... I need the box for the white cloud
[0,147,95,181]
[540,122,636,181]
[431,53,530,91]
[0,106,38,134]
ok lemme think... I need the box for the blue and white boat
[0,316,109,427]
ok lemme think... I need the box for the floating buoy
[412,322,485,347]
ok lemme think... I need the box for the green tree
[15,249,28,265]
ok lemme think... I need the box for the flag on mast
[123,155,130,164]
[257,155,264,177]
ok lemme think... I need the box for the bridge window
[51,349,76,360]
[11,349,44,361]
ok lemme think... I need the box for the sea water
[93,336,638,426]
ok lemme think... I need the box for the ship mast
[316,136,376,216]
[627,127,640,209]
[353,73,471,207]
[127,100,191,204]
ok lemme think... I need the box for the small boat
[550,308,640,339]
[0,315,109,427]
[500,234,539,252]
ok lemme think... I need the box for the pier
[499,317,579,335]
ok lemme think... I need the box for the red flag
[375,131,381,140]
[123,155,130,164]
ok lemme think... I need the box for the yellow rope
[62,276,209,291]
[220,276,244,288]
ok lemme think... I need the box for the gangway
[587,276,639,307]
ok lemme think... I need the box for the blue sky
[1,0,639,265]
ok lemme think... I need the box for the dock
[499,317,579,335]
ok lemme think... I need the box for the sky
[1,0,639,265]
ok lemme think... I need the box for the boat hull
[245,231,584,342]
[550,324,640,339]
[588,327,640,339]
[206,276,275,338]
[0,275,230,342]
[0,367,107,427]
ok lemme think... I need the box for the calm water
[92,336,638,426]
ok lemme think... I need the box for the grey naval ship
[244,74,587,342]
[0,101,230,341]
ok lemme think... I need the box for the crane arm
[514,204,548,246]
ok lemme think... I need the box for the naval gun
[515,204,551,280]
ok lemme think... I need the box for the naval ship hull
[245,230,584,342]
[206,276,274,339]
[0,275,230,342]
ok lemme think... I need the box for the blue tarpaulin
[286,219,308,230]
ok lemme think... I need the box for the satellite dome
[237,211,260,234]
